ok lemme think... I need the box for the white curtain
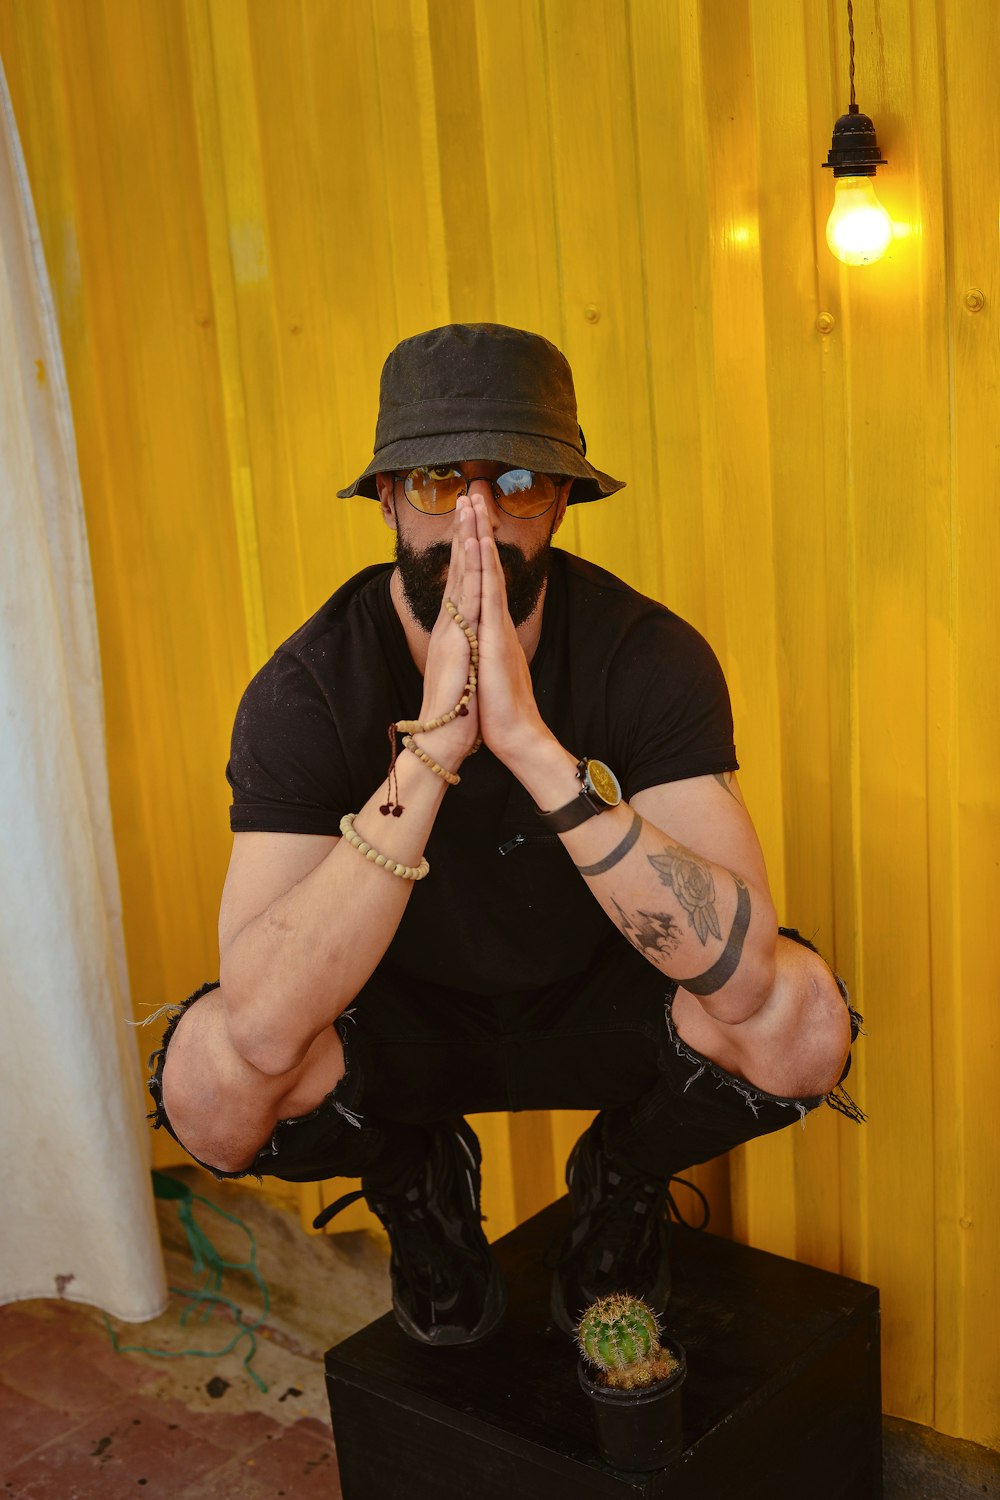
[0,61,166,1321]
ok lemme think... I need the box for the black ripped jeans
[146,930,864,1187]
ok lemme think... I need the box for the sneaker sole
[394,1265,507,1347]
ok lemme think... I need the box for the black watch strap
[537,793,607,834]
[535,758,622,833]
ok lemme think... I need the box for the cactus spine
[577,1294,678,1391]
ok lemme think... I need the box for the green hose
[103,1170,271,1393]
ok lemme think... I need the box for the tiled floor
[1,1169,392,1499]
[0,1301,335,1498]
[4,1170,999,1499]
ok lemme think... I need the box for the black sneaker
[315,1118,506,1346]
[549,1116,674,1337]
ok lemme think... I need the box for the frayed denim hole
[260,1007,365,1162]
[143,980,222,1127]
[662,982,866,1126]
[662,988,822,1121]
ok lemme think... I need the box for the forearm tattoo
[679,876,751,995]
[647,845,721,945]
[612,897,682,961]
[574,810,642,877]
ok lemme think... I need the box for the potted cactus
[576,1293,686,1472]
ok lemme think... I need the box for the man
[151,323,862,1348]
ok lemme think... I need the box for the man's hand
[475,507,552,766]
[412,498,483,769]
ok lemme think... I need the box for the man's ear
[375,474,397,530]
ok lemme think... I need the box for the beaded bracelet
[402,735,461,786]
[381,598,479,817]
[339,813,429,881]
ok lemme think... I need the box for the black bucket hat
[337,322,625,505]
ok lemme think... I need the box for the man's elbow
[218,996,295,1078]
[710,949,777,1023]
[218,959,317,1077]
[676,907,779,1023]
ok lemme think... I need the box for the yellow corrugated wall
[2,0,996,1449]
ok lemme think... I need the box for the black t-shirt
[227,550,738,996]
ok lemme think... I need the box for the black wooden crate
[325,1195,881,1499]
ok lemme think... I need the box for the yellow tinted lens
[403,467,464,513]
[495,469,556,517]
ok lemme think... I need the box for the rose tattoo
[647,847,721,946]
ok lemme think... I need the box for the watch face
[584,759,622,806]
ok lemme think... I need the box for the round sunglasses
[395,466,562,519]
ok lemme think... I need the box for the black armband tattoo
[574,810,642,877]
[678,876,752,995]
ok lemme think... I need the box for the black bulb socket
[821,105,888,178]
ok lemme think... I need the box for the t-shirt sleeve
[227,649,347,835]
[609,612,739,798]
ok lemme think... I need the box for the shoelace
[544,1173,711,1271]
[312,1175,477,1301]
[665,1176,711,1232]
[312,1187,366,1231]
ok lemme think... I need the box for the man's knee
[787,944,854,1095]
[672,940,854,1102]
[157,986,350,1176]
[159,987,273,1175]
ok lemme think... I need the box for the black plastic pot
[577,1338,687,1472]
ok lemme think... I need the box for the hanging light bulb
[825,169,892,266]
[821,4,891,266]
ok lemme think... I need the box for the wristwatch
[535,757,623,833]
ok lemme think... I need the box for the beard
[394,527,555,633]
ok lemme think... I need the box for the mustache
[421,540,530,575]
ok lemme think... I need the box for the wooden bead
[402,736,461,786]
[382,599,479,814]
[338,813,429,881]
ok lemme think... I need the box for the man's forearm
[567,809,778,1022]
[222,506,486,1077]
[499,733,777,1023]
[220,753,450,1074]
